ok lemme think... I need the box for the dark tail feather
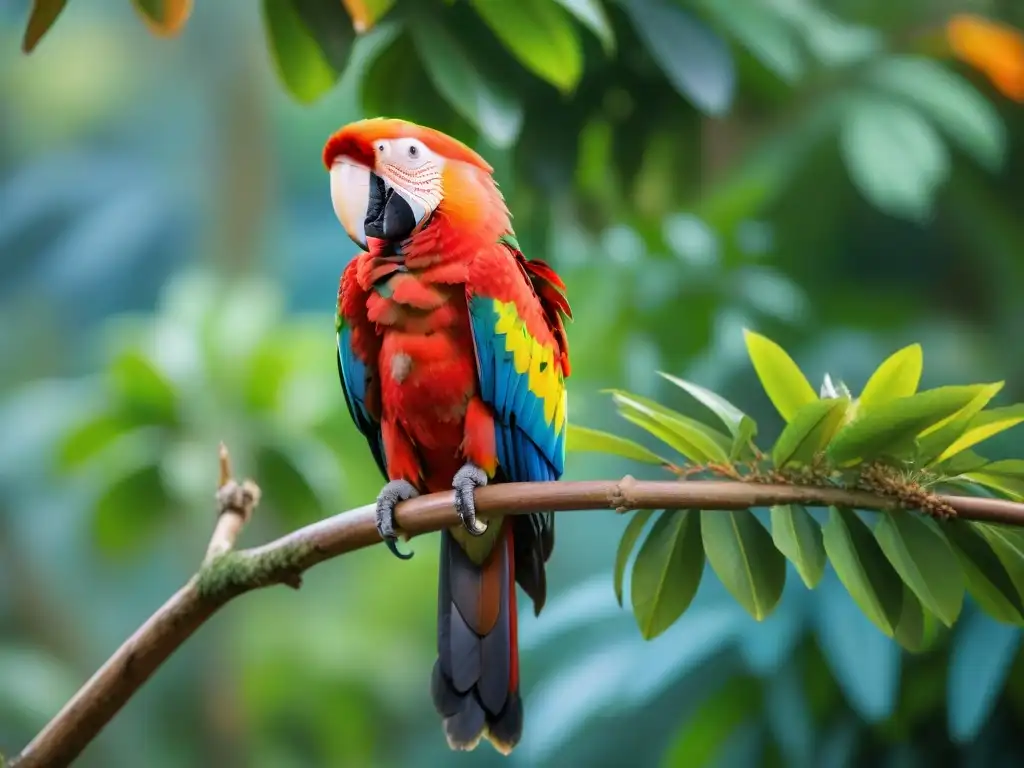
[433,523,523,754]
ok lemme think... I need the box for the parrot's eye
[408,145,418,158]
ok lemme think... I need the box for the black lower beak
[364,172,416,242]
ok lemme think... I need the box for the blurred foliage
[5,0,1024,767]
[54,270,364,556]
[20,0,1021,227]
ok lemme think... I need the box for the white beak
[330,158,371,250]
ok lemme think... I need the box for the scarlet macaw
[323,118,572,754]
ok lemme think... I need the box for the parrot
[322,118,572,754]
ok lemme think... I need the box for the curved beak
[329,158,423,250]
[330,158,371,250]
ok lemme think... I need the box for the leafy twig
[10,452,1024,768]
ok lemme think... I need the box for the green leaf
[772,397,849,468]
[658,372,758,457]
[743,329,818,423]
[469,0,583,93]
[620,0,735,115]
[794,10,881,67]
[615,509,656,606]
[946,521,1024,625]
[935,406,1024,464]
[973,524,1024,613]
[966,474,1024,501]
[770,504,826,588]
[109,350,178,426]
[617,410,703,466]
[839,96,949,222]
[93,463,173,557]
[566,424,666,465]
[701,509,786,621]
[918,383,1003,465]
[21,0,67,53]
[822,506,904,637]
[700,0,803,82]
[893,585,929,652]
[963,459,1024,501]
[921,384,1004,440]
[631,510,705,639]
[410,18,524,149]
[866,55,1006,172]
[292,0,359,70]
[610,390,732,464]
[552,0,615,54]
[56,413,132,472]
[827,385,991,465]
[263,0,347,103]
[858,343,923,410]
[873,510,964,627]
[941,450,990,476]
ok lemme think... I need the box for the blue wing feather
[336,325,388,481]
[468,295,565,485]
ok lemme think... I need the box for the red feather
[500,243,573,378]
[323,117,493,172]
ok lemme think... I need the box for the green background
[3,0,1024,765]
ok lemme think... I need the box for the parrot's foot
[452,462,489,537]
[375,480,419,560]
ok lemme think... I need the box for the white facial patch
[376,138,445,225]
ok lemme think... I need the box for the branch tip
[217,441,232,487]
[206,446,261,563]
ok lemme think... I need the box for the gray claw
[452,462,489,537]
[376,479,419,560]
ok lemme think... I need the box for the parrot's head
[323,117,500,251]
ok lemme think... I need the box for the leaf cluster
[569,332,1024,645]
[19,1,1008,224]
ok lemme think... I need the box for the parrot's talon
[375,479,419,560]
[452,462,489,537]
[384,537,413,560]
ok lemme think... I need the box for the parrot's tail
[432,521,523,754]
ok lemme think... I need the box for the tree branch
[10,465,1024,768]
